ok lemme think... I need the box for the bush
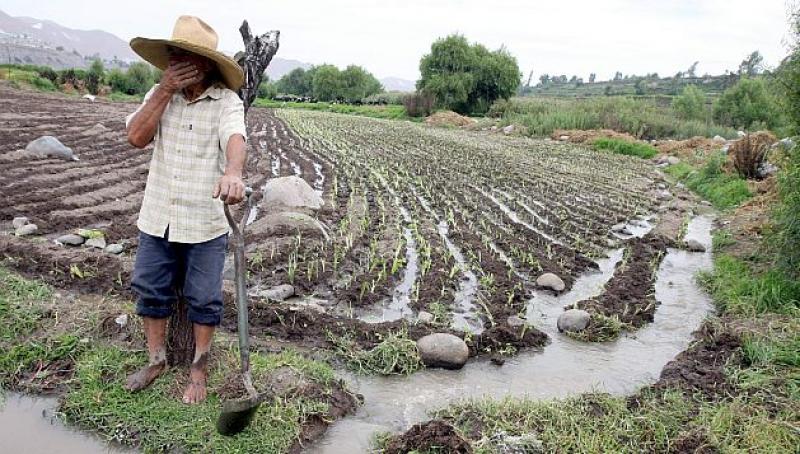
[402,91,435,117]
[713,77,784,131]
[771,144,800,278]
[731,133,772,179]
[257,80,277,99]
[591,137,657,159]
[672,84,706,121]
[125,62,153,95]
[31,76,55,91]
[665,154,752,210]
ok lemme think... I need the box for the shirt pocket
[189,119,221,160]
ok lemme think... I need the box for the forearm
[126,86,175,148]
[224,134,247,177]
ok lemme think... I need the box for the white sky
[2,0,795,82]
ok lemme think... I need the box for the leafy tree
[257,80,277,99]
[613,71,623,81]
[738,51,764,77]
[713,77,781,130]
[276,67,313,96]
[107,68,128,93]
[125,62,153,95]
[86,59,104,95]
[686,61,699,78]
[340,65,382,102]
[672,84,706,120]
[312,64,343,101]
[418,34,520,115]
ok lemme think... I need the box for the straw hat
[130,16,244,91]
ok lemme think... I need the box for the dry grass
[730,132,777,179]
[425,110,476,127]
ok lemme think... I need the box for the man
[124,15,247,404]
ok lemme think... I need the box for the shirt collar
[179,83,225,104]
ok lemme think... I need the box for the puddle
[307,215,715,454]
[0,392,129,454]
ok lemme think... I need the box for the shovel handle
[222,187,255,385]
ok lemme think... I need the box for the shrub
[672,84,706,121]
[403,91,436,117]
[731,133,772,179]
[31,76,55,91]
[665,154,752,209]
[591,137,657,159]
[257,80,277,99]
[771,144,800,278]
[713,77,783,131]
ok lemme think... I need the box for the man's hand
[213,174,245,205]
[159,61,203,93]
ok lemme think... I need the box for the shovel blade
[216,396,261,436]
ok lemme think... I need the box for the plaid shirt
[126,83,247,244]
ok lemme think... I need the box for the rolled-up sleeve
[125,84,159,129]
[218,92,247,152]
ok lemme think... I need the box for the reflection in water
[308,215,715,454]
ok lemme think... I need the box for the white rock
[416,333,469,370]
[536,272,565,292]
[56,233,85,246]
[502,124,515,135]
[253,284,295,302]
[712,135,726,142]
[559,135,569,141]
[737,130,746,138]
[12,216,29,229]
[114,314,128,327]
[506,315,527,328]
[262,176,324,212]
[667,156,680,165]
[104,243,124,254]
[82,94,96,102]
[25,136,78,161]
[417,311,434,324]
[557,309,591,333]
[15,223,38,236]
[85,236,106,249]
[657,190,673,201]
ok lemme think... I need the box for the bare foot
[182,365,208,404]
[124,361,166,392]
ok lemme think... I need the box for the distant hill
[380,76,415,92]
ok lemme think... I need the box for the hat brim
[130,37,244,91]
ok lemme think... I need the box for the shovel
[216,187,262,436]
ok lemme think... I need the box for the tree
[87,59,104,95]
[589,73,596,83]
[257,79,277,99]
[672,84,706,120]
[276,67,313,96]
[340,65,382,102]
[417,34,520,115]
[312,64,344,101]
[125,62,153,95]
[539,74,550,85]
[713,77,781,130]
[686,61,699,78]
[738,51,764,77]
[613,71,623,81]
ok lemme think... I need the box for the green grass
[665,154,752,210]
[565,313,628,342]
[253,99,415,121]
[60,346,338,452]
[699,254,800,316]
[328,329,423,375]
[591,137,658,159]
[107,92,144,103]
[0,267,51,342]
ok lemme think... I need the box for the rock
[14,223,38,236]
[12,216,29,229]
[56,233,85,246]
[25,136,79,161]
[712,135,726,142]
[81,123,109,136]
[502,124,515,135]
[667,156,680,165]
[490,125,498,131]
[722,143,731,153]
[262,176,324,212]
[248,212,329,240]
[536,272,565,292]
[685,239,706,252]
[285,297,326,313]
[620,227,634,236]
[756,161,779,179]
[416,333,469,370]
[82,94,96,102]
[85,236,106,249]
[779,137,795,150]
[657,190,673,201]
[611,223,626,232]
[559,135,569,141]
[253,284,295,301]
[506,315,527,328]
[557,309,591,333]
[114,314,128,327]
[737,130,746,138]
[104,243,124,254]
[676,182,686,189]
[657,183,666,190]
[417,311,434,324]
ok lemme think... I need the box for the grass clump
[564,313,628,342]
[591,137,657,159]
[60,345,337,452]
[328,329,423,375]
[665,154,752,210]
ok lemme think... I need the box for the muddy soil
[382,420,473,454]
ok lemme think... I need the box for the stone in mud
[14,223,38,236]
[56,233,85,246]
[12,216,29,229]
[502,124,515,135]
[85,236,107,249]
[81,123,109,136]
[557,309,591,333]
[104,243,124,254]
[284,296,326,313]
[253,284,295,301]
[657,190,673,201]
[262,175,324,212]
[25,135,79,161]
[685,239,706,253]
[657,183,666,190]
[559,135,569,141]
[667,156,680,165]
[417,311,434,324]
[416,333,469,370]
[536,272,565,292]
[611,223,626,232]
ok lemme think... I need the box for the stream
[307,215,715,453]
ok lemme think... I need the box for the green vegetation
[254,98,413,121]
[1,62,159,97]
[665,154,752,210]
[713,77,785,133]
[491,96,737,139]
[564,313,627,342]
[417,34,520,115]
[328,330,423,375]
[672,84,707,121]
[271,64,383,102]
[591,137,657,159]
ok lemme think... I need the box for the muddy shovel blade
[216,396,261,436]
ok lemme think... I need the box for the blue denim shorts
[131,228,228,326]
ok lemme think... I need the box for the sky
[1,0,796,82]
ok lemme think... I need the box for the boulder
[557,309,591,333]
[104,243,124,254]
[56,233,85,246]
[416,333,469,370]
[85,236,107,249]
[14,224,38,236]
[262,175,324,212]
[417,311,434,324]
[252,284,295,302]
[25,136,79,161]
[12,216,29,229]
[536,272,565,292]
[685,239,706,252]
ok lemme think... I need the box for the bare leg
[125,317,168,392]
[182,323,215,404]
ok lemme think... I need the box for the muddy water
[307,215,715,453]
[0,393,128,453]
